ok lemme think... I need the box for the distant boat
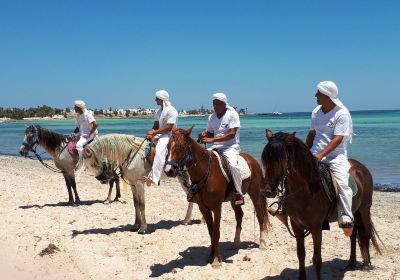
[272,111,283,115]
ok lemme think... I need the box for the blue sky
[0,1,399,113]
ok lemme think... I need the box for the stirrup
[234,194,244,206]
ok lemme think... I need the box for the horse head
[164,126,194,177]
[20,125,39,157]
[261,130,294,198]
[83,146,114,184]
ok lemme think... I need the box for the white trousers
[214,144,243,195]
[76,134,96,156]
[148,136,169,185]
[323,155,353,222]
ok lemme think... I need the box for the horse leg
[311,228,323,280]
[230,200,243,249]
[70,174,80,205]
[347,216,358,270]
[211,204,222,268]
[63,174,74,205]
[105,178,114,204]
[114,176,121,201]
[357,207,373,269]
[292,222,307,280]
[197,203,214,261]
[247,186,269,249]
[136,182,147,234]
[182,202,194,225]
[130,184,141,232]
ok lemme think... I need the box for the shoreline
[2,154,399,192]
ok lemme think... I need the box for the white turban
[317,81,347,110]
[155,90,171,107]
[212,92,228,104]
[74,100,86,110]
[317,81,353,142]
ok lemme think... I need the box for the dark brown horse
[164,127,269,267]
[261,130,382,279]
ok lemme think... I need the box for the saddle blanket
[212,151,251,182]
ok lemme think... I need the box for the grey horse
[19,125,120,205]
[83,134,195,234]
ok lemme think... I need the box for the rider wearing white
[305,81,354,237]
[200,93,244,205]
[145,90,178,187]
[73,100,98,157]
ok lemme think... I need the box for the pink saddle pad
[67,140,77,155]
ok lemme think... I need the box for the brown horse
[261,130,382,280]
[164,127,269,267]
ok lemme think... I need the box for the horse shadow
[71,219,203,238]
[263,258,354,280]
[149,241,258,278]
[19,200,104,209]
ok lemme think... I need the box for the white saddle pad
[212,151,251,182]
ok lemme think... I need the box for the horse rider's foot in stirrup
[234,193,244,206]
[339,214,354,237]
[143,176,155,187]
[267,207,286,224]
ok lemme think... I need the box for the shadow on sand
[71,219,203,238]
[263,258,358,280]
[149,241,258,277]
[19,200,105,209]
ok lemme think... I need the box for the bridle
[21,125,63,173]
[165,136,212,193]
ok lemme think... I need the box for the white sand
[0,155,399,279]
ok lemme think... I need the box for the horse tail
[370,219,384,255]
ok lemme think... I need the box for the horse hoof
[361,262,373,271]
[181,220,190,225]
[138,228,147,235]
[211,258,222,269]
[131,225,140,232]
[104,200,111,205]
[346,260,357,270]
[259,241,268,250]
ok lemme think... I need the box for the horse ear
[265,129,273,141]
[185,125,195,136]
[172,127,178,133]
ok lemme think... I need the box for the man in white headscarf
[73,100,98,157]
[145,90,178,186]
[305,81,354,236]
[199,93,244,205]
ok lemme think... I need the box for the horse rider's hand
[146,133,153,141]
[315,153,324,161]
[199,131,207,139]
[202,137,214,144]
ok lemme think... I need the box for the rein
[166,140,212,194]
[22,127,64,173]
[268,172,311,239]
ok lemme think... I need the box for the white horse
[82,134,195,234]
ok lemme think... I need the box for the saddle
[318,161,358,202]
[318,161,358,230]
[211,150,251,195]
[145,140,156,165]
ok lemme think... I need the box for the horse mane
[84,134,146,166]
[36,125,67,151]
[262,132,320,189]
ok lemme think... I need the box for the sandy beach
[0,155,399,280]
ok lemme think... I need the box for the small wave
[374,183,400,192]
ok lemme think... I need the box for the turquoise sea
[1,110,399,189]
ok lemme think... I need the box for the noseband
[22,126,39,153]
